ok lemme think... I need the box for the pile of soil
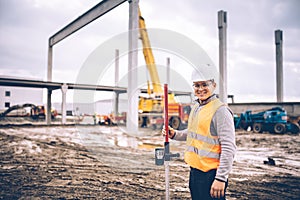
[0,126,299,199]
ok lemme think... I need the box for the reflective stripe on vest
[184,98,224,172]
[186,146,220,159]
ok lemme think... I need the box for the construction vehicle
[0,103,57,119]
[234,107,300,134]
[97,8,192,129]
[137,7,191,130]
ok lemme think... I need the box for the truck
[139,101,191,130]
[234,107,299,134]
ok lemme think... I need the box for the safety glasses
[192,81,212,89]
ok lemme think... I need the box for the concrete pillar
[46,89,52,124]
[46,44,53,125]
[114,49,120,115]
[218,10,228,104]
[166,57,170,86]
[61,83,68,124]
[127,0,139,133]
[275,30,283,102]
[47,45,53,82]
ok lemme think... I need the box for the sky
[0,0,299,103]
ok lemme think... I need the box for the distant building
[0,86,43,111]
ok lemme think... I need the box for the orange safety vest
[184,98,224,172]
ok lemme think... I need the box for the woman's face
[193,80,216,101]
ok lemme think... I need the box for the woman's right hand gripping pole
[162,126,176,139]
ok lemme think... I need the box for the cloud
[0,0,299,102]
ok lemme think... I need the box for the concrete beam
[0,77,127,93]
[46,0,127,125]
[49,0,127,46]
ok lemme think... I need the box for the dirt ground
[0,119,299,199]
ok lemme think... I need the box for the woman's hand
[210,179,225,199]
[162,126,176,139]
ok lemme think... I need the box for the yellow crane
[96,7,191,129]
[138,7,163,95]
[138,7,177,112]
[137,7,191,129]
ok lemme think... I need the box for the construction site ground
[0,117,299,199]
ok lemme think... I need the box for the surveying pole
[164,84,170,200]
[155,84,180,200]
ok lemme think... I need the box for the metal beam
[49,0,127,46]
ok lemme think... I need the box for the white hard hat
[191,70,207,82]
[191,64,216,82]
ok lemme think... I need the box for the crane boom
[95,7,192,130]
[138,7,163,94]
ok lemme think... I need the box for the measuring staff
[155,84,180,200]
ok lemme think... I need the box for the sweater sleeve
[173,129,188,141]
[211,106,236,182]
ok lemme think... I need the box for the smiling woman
[192,80,216,101]
[163,65,236,199]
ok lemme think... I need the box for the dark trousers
[189,167,228,200]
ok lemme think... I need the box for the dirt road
[0,125,299,199]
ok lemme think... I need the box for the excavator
[137,7,191,129]
[0,103,57,119]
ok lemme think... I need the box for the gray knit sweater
[173,95,236,182]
